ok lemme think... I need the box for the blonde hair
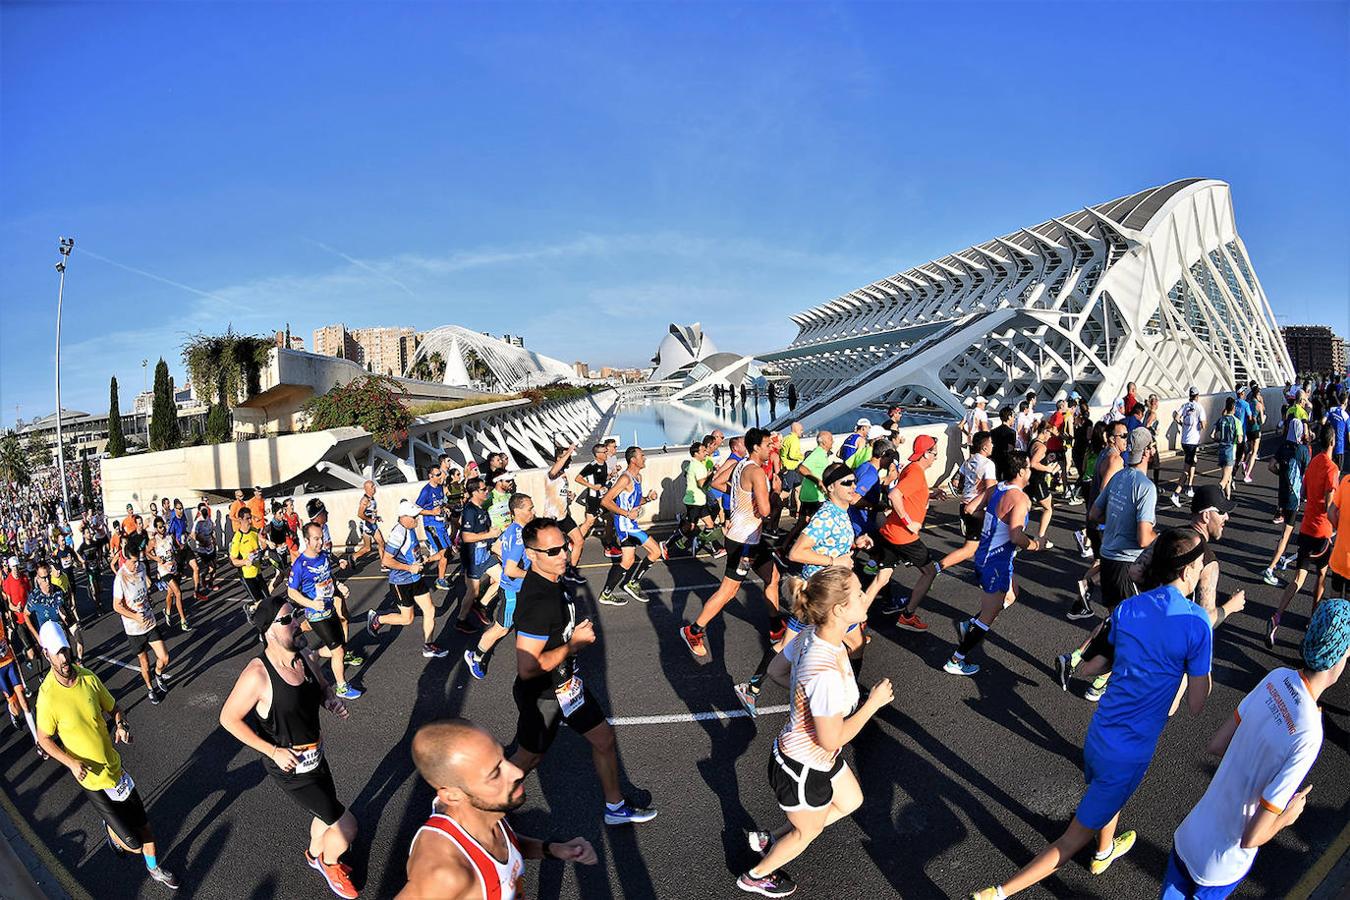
[791,566,855,626]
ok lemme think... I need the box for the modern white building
[764,178,1295,427]
[408,325,575,392]
[649,323,719,382]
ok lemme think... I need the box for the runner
[229,489,248,534]
[936,433,999,576]
[34,621,180,890]
[263,500,299,593]
[507,518,657,826]
[0,615,42,755]
[574,443,611,555]
[111,545,172,705]
[415,466,454,590]
[782,431,833,549]
[230,506,271,625]
[1164,598,1348,899]
[1326,391,1347,473]
[668,441,725,559]
[455,476,502,634]
[779,421,806,517]
[1025,419,1059,550]
[398,718,596,899]
[248,486,267,525]
[367,500,449,659]
[288,523,362,701]
[352,480,386,565]
[737,567,893,898]
[943,450,1039,676]
[960,396,991,446]
[2,557,38,668]
[219,598,359,899]
[1266,424,1339,648]
[680,430,779,660]
[873,434,945,632]
[463,493,532,679]
[599,446,665,607]
[839,419,870,466]
[540,445,587,586]
[149,516,188,632]
[1013,400,1037,452]
[969,528,1213,900]
[28,562,84,666]
[1211,397,1240,500]
[190,503,216,599]
[989,407,1017,476]
[1241,381,1266,483]
[1170,387,1207,507]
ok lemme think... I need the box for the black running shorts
[768,744,845,812]
[512,680,607,756]
[960,511,984,543]
[1295,533,1331,573]
[1099,558,1138,610]
[723,539,774,582]
[391,579,430,608]
[84,782,149,850]
[1182,444,1199,466]
[871,535,931,570]
[306,615,345,651]
[124,626,164,657]
[269,760,346,826]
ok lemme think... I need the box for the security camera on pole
[54,236,74,519]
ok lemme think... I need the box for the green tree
[303,374,413,450]
[23,432,49,468]
[80,455,94,509]
[204,376,232,444]
[0,433,31,486]
[148,358,180,451]
[181,328,273,410]
[106,376,127,458]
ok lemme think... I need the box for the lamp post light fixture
[54,236,74,519]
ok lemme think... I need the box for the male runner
[668,441,724,558]
[680,429,778,661]
[150,517,188,632]
[399,718,596,899]
[230,507,270,621]
[456,477,502,634]
[1266,424,1339,648]
[112,545,172,705]
[367,500,448,659]
[190,504,216,599]
[598,447,665,606]
[839,419,870,466]
[574,443,611,555]
[353,480,386,564]
[0,615,42,754]
[465,494,532,679]
[541,446,586,586]
[508,518,657,825]
[3,557,39,669]
[1170,387,1207,507]
[936,432,999,576]
[35,622,179,890]
[415,467,454,590]
[289,523,362,701]
[29,562,84,666]
[219,599,359,899]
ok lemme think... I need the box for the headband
[1169,541,1207,568]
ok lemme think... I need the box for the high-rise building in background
[1281,325,1347,376]
[312,323,419,376]
[313,324,360,361]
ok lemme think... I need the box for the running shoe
[434,577,450,590]
[1065,494,1083,507]
[603,800,658,825]
[604,546,622,559]
[623,581,649,603]
[365,609,383,635]
[148,690,162,706]
[1085,675,1110,702]
[1067,602,1094,621]
[768,619,787,643]
[335,683,363,700]
[1271,515,1284,525]
[307,853,358,900]
[1073,529,1088,555]
[147,865,180,890]
[746,830,774,855]
[711,545,728,560]
[680,625,710,663]
[464,649,487,679]
[180,619,191,632]
[879,596,907,616]
[1261,568,1280,587]
[153,673,169,693]
[862,559,880,577]
[1169,492,1181,508]
[1278,552,1297,571]
[1088,830,1137,875]
[343,651,364,668]
[1265,614,1280,649]
[1186,487,1195,497]
[422,643,448,659]
[943,658,979,676]
[1242,474,1253,484]
[454,618,479,635]
[1054,654,1072,691]
[473,604,492,627]
[598,589,628,607]
[734,682,759,717]
[737,870,796,897]
[895,612,929,632]
[1041,540,1055,551]
[563,568,587,586]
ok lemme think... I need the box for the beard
[468,779,527,813]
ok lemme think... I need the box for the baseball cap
[975,395,987,405]
[1125,427,1154,465]
[855,417,872,428]
[397,499,423,518]
[38,621,70,655]
[1302,597,1350,672]
[908,434,938,462]
[1068,391,1080,401]
[6,556,16,569]
[867,425,888,440]
[1190,484,1235,516]
[964,397,975,408]
[1188,385,1199,397]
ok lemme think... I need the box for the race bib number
[104,771,135,802]
[293,741,324,774]
[316,577,335,600]
[555,675,585,717]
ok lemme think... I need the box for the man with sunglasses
[367,500,449,660]
[415,466,454,591]
[507,518,657,826]
[220,599,358,899]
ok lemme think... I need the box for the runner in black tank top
[219,599,361,899]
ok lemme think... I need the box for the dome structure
[649,323,719,382]
[408,325,574,391]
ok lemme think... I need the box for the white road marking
[90,654,140,672]
[609,705,788,726]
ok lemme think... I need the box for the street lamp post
[54,237,74,519]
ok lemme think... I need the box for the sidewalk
[0,789,74,900]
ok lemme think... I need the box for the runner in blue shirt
[414,467,453,590]
[1327,391,1348,472]
[366,500,448,661]
[456,476,503,636]
[465,493,534,679]
[288,522,362,700]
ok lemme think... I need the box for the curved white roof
[409,326,574,391]
[649,323,718,382]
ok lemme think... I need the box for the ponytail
[792,566,855,626]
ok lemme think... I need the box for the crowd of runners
[1,374,1348,898]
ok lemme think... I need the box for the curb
[0,779,91,900]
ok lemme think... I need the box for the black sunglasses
[835,478,857,487]
[274,612,294,626]
[527,544,567,557]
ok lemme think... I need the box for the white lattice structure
[410,325,575,391]
[764,179,1295,429]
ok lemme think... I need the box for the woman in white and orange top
[737,567,894,898]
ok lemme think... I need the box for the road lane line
[609,705,789,726]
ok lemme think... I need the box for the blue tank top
[975,483,1027,563]
[614,476,642,539]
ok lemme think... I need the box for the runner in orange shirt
[1267,424,1339,649]
[871,434,947,632]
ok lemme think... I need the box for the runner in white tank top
[410,804,525,900]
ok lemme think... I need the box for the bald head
[411,719,496,790]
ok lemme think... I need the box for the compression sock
[143,852,157,871]
[631,557,655,583]
[955,617,990,658]
[748,645,778,688]
[602,562,627,593]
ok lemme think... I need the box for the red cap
[908,434,938,462]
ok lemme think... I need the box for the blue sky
[2,2,1347,428]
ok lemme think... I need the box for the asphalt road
[1,456,1346,900]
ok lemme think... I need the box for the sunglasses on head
[527,544,567,557]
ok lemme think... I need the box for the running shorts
[1161,848,1242,900]
[683,504,706,525]
[1099,558,1138,610]
[779,470,801,492]
[124,627,164,657]
[307,615,345,651]
[1330,570,1347,594]
[270,760,346,826]
[10,626,35,655]
[1027,474,1051,504]
[159,570,180,587]
[723,539,774,582]
[583,496,603,518]
[425,524,451,554]
[391,579,430,608]
[241,575,268,604]
[1076,745,1151,831]
[960,512,984,542]
[619,527,651,548]
[1217,445,1236,468]
[194,549,214,567]
[870,535,930,570]
[0,662,21,698]
[84,781,149,850]
[1182,444,1199,466]
[466,552,500,582]
[974,544,1015,595]
[362,519,380,537]
[512,679,607,755]
[494,589,517,630]
[1294,533,1331,572]
[768,742,845,812]
[557,515,579,535]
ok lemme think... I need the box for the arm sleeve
[1261,739,1321,814]
[806,670,850,718]
[1186,613,1214,677]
